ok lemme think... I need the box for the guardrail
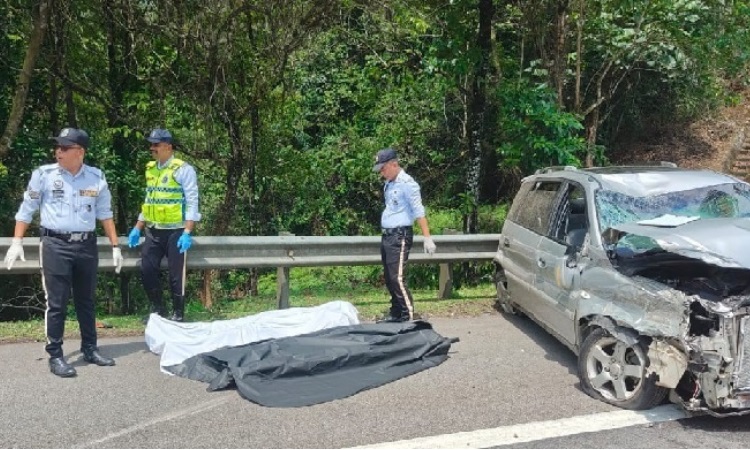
[0,234,501,307]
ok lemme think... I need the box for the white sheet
[144,300,360,373]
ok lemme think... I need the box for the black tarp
[165,320,456,407]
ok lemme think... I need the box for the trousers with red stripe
[380,229,414,320]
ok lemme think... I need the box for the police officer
[3,127,124,377]
[373,147,437,322]
[128,129,201,322]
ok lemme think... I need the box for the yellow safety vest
[141,158,185,227]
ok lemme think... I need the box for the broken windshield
[596,182,750,231]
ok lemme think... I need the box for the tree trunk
[200,105,246,309]
[574,0,584,112]
[103,0,139,313]
[247,102,260,295]
[464,0,495,234]
[0,0,50,157]
[552,0,570,108]
[585,108,599,167]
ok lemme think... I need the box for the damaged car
[494,164,750,416]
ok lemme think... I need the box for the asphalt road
[1,311,749,448]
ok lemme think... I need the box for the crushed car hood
[608,217,750,269]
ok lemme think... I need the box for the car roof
[530,165,743,197]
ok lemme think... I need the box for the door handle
[537,257,547,268]
[503,237,510,247]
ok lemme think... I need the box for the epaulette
[38,163,59,174]
[82,164,104,179]
[146,161,157,169]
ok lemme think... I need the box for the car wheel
[577,328,667,410]
[493,271,517,315]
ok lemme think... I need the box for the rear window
[508,180,562,235]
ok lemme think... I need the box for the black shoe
[49,357,77,378]
[376,314,410,323]
[82,349,115,366]
[170,295,185,322]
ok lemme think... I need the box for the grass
[0,283,499,344]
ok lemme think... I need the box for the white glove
[113,247,124,274]
[4,238,25,270]
[423,237,437,255]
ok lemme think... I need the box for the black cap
[146,128,173,144]
[51,128,89,148]
[373,148,397,172]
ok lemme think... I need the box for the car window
[554,184,588,248]
[512,180,563,236]
[596,182,750,230]
[507,181,533,224]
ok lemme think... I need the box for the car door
[499,182,540,305]
[505,180,564,322]
[532,183,586,346]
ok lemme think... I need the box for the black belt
[42,229,95,242]
[382,226,412,236]
[145,227,184,236]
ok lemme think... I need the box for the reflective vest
[141,158,185,227]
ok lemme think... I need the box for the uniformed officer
[3,127,124,378]
[128,129,201,322]
[373,147,437,322]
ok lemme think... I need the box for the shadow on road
[678,413,750,433]
[67,341,148,366]
[493,304,578,375]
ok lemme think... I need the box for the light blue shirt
[137,156,202,226]
[15,163,114,232]
[381,170,426,228]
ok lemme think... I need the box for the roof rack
[534,165,579,175]
[609,161,679,168]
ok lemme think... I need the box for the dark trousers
[140,228,186,302]
[380,229,414,320]
[41,236,98,358]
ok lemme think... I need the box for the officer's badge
[60,128,71,137]
[53,180,63,189]
[162,176,168,183]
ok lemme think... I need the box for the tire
[493,270,517,315]
[577,327,668,410]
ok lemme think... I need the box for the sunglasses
[55,145,82,152]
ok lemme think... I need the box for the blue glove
[177,232,192,254]
[128,228,141,248]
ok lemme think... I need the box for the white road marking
[74,396,229,448]
[350,404,691,449]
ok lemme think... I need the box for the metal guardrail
[0,234,500,273]
[0,234,501,306]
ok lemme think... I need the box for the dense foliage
[1,0,748,318]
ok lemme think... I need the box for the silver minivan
[494,165,750,416]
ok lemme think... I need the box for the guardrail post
[277,232,294,309]
[438,229,459,299]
